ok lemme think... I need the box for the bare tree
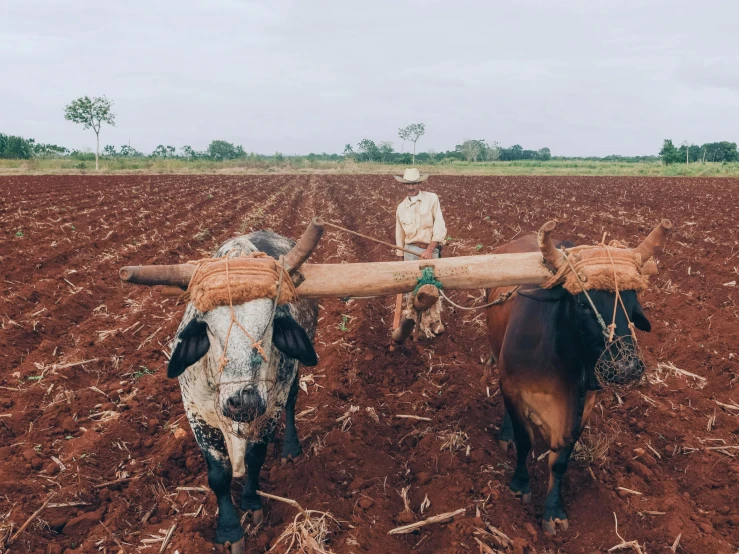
[64,96,116,170]
[398,123,425,165]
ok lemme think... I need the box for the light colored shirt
[395,191,447,256]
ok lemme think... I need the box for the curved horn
[537,220,563,270]
[284,217,324,273]
[119,264,195,288]
[632,219,673,262]
[120,218,325,287]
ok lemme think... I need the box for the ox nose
[224,387,265,422]
[610,356,645,385]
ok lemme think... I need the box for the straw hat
[393,168,429,184]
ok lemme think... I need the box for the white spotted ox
[171,232,318,551]
[122,226,322,554]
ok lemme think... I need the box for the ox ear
[632,303,651,332]
[273,315,318,367]
[168,319,210,378]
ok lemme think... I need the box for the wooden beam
[121,251,553,299]
[297,251,550,298]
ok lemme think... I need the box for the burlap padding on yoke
[542,242,657,294]
[187,253,297,313]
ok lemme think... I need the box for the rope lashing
[186,253,298,312]
[603,243,638,345]
[439,287,520,310]
[558,247,609,333]
[185,253,297,369]
[414,266,443,295]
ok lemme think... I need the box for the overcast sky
[2,0,737,156]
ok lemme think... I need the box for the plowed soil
[1,175,738,554]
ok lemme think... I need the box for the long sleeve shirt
[395,191,447,256]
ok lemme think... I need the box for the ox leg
[542,444,575,535]
[507,406,533,504]
[282,372,302,463]
[540,388,594,535]
[199,434,245,552]
[497,409,515,453]
[240,437,270,525]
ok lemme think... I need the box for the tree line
[659,140,739,164]
[3,93,738,166]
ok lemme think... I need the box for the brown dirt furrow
[0,175,737,554]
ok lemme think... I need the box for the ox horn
[632,219,673,262]
[119,264,195,288]
[283,217,324,273]
[119,217,325,287]
[538,220,563,271]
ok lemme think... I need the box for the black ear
[273,316,318,367]
[632,303,652,332]
[168,319,210,378]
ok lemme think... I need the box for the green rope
[414,266,443,295]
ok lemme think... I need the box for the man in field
[395,168,447,336]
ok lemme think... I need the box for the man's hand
[420,247,434,260]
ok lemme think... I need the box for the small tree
[0,133,34,159]
[182,145,199,160]
[378,141,394,162]
[207,140,239,161]
[357,139,380,162]
[659,139,680,165]
[119,144,141,157]
[64,96,116,170]
[151,145,176,158]
[398,123,425,165]
[536,147,552,161]
[485,141,501,161]
[458,139,484,162]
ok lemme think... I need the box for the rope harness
[185,253,294,440]
[186,253,296,368]
[546,240,649,388]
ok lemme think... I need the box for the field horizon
[3,158,739,177]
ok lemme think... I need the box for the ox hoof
[244,508,264,526]
[509,488,532,505]
[219,538,245,554]
[281,454,298,466]
[498,439,513,454]
[542,518,569,536]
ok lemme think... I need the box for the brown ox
[486,220,671,535]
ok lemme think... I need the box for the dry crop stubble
[0,175,738,553]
